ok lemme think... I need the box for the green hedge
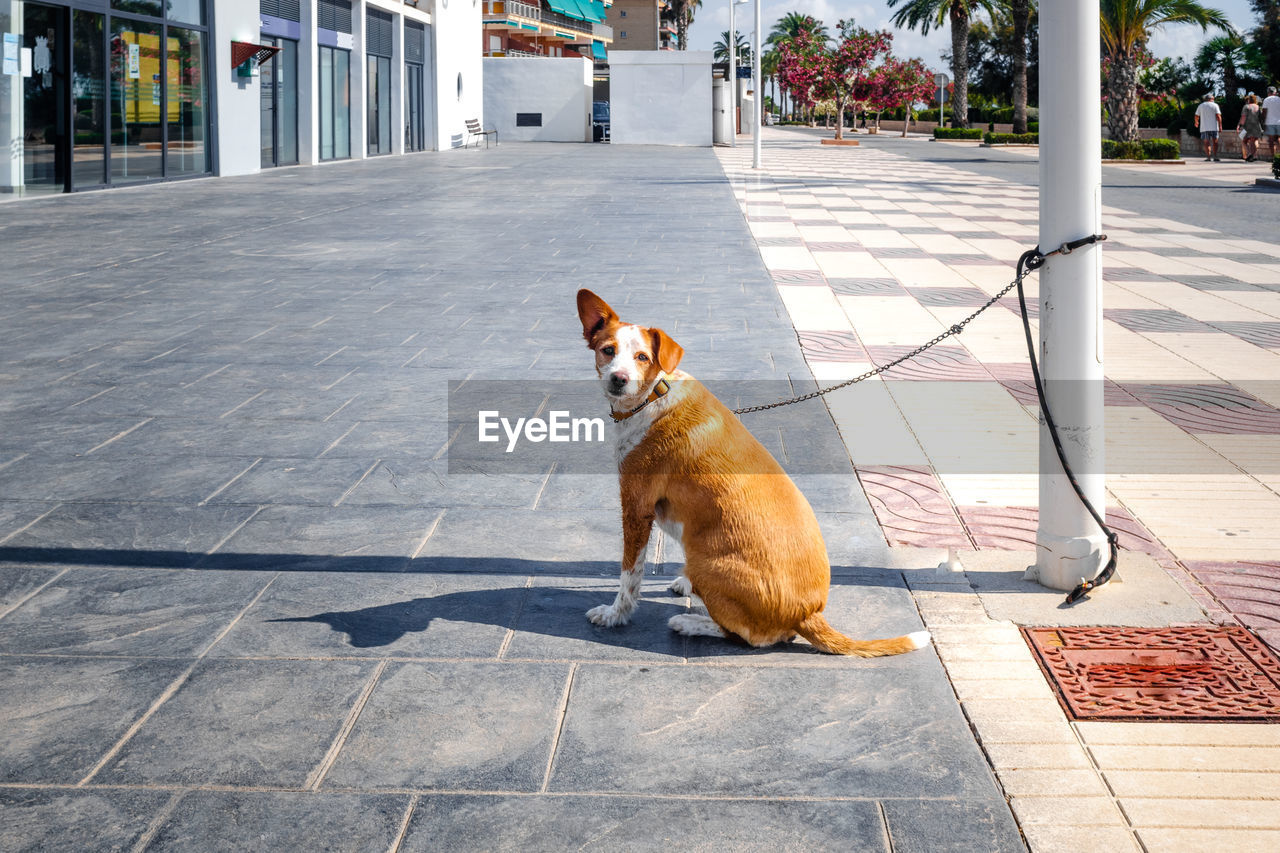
[984,132,1039,145]
[934,127,983,140]
[1142,138,1180,160]
[1100,138,1182,160]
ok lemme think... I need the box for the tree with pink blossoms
[822,21,893,141]
[868,57,936,137]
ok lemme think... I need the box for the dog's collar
[610,378,671,422]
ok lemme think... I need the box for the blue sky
[688,0,1259,70]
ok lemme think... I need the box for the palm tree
[767,13,828,122]
[767,12,829,48]
[1101,0,1231,142]
[669,0,702,50]
[1195,32,1249,97]
[887,0,996,129]
[1001,0,1034,133]
[714,30,753,65]
[761,48,781,117]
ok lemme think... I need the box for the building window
[620,30,626,38]
[619,9,626,15]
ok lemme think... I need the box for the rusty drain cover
[1022,626,1280,722]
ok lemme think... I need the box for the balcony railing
[482,1,610,41]
[483,0,541,21]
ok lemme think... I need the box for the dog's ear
[649,327,684,374]
[577,289,618,345]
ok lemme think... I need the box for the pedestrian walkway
[718,128,1280,851]
[0,147,1020,851]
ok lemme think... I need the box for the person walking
[1195,93,1223,161]
[1263,86,1280,160]
[1238,94,1264,162]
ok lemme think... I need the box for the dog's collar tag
[610,378,670,422]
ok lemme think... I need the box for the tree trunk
[1104,51,1140,143]
[1011,0,1029,134]
[834,96,846,139]
[949,6,970,129]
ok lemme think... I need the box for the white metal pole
[729,0,737,145]
[752,0,761,168]
[1029,1,1106,591]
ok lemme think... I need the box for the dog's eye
[602,346,615,357]
[636,353,649,362]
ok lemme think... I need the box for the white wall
[481,57,591,143]
[431,0,483,149]
[213,0,263,176]
[609,50,712,147]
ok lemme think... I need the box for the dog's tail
[796,613,931,657]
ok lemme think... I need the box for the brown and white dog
[577,289,930,656]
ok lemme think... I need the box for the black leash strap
[736,232,1115,604]
[1015,237,1117,605]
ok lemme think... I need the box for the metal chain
[733,235,1106,416]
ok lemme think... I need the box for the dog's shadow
[265,582,856,658]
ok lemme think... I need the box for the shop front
[1,0,211,195]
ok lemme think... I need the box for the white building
[0,0,482,197]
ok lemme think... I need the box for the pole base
[1024,532,1107,592]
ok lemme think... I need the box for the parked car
[592,101,610,143]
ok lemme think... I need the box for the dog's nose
[609,372,628,389]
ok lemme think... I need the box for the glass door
[405,61,424,152]
[21,2,70,195]
[260,36,297,168]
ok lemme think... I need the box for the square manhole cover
[1022,626,1280,722]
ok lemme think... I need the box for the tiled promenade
[718,129,1280,851]
[0,145,1020,851]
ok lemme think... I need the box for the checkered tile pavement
[717,130,1280,651]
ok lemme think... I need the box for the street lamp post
[752,0,761,168]
[729,0,748,144]
[1028,2,1107,592]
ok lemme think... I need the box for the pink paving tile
[1123,384,1280,435]
[804,242,864,251]
[957,505,1038,550]
[864,345,991,381]
[770,270,827,285]
[856,465,971,549]
[1185,561,1280,655]
[797,330,867,362]
[955,505,1171,557]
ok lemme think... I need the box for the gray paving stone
[550,660,999,798]
[97,659,378,787]
[0,455,256,503]
[414,508,622,574]
[401,794,890,852]
[202,505,441,572]
[144,790,409,852]
[210,572,528,658]
[0,569,274,656]
[0,656,188,783]
[0,787,172,853]
[323,661,569,791]
[0,565,61,613]
[204,458,381,506]
[339,461,549,508]
[504,577,689,662]
[0,503,259,568]
[881,799,1027,853]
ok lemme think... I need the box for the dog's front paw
[668,575,693,597]
[586,603,631,627]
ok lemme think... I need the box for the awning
[544,0,576,17]
[591,1,607,21]
[591,40,606,61]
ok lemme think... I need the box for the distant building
[480,0,613,60]
[605,0,674,52]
